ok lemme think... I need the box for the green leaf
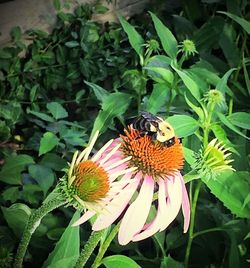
[91,92,131,138]
[53,0,61,11]
[227,112,250,130]
[160,256,184,268]
[27,108,55,122]
[167,115,199,137]
[149,12,178,59]
[2,187,19,203]
[118,16,144,59]
[85,81,109,102]
[184,93,204,120]
[217,112,250,140]
[47,102,68,120]
[216,68,236,93]
[28,165,55,196]
[210,124,238,154]
[39,132,60,156]
[65,41,79,48]
[40,153,67,171]
[243,56,250,95]
[183,147,196,166]
[102,255,141,268]
[144,66,174,84]
[0,154,34,184]
[1,203,31,237]
[217,11,250,34]
[42,211,80,268]
[203,171,250,218]
[147,83,169,114]
[171,65,200,100]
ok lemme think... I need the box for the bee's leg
[134,132,147,140]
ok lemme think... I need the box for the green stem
[193,227,223,239]
[75,230,106,268]
[91,224,120,268]
[14,194,67,268]
[184,180,202,267]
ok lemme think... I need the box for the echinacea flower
[195,138,235,180]
[92,126,190,245]
[61,131,138,229]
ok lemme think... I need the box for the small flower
[204,89,226,109]
[144,39,160,56]
[91,126,190,245]
[195,138,235,180]
[61,131,137,228]
[179,39,197,57]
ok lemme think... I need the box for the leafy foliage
[0,0,249,267]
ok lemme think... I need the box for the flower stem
[14,194,67,268]
[91,224,120,268]
[75,230,106,268]
[184,179,202,267]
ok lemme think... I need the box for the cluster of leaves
[0,0,249,267]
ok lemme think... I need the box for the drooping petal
[92,174,141,230]
[159,174,183,231]
[72,210,95,227]
[132,178,166,241]
[179,173,190,233]
[118,175,154,245]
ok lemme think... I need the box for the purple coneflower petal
[92,175,141,230]
[180,173,190,233]
[72,210,96,227]
[132,178,166,241]
[118,175,154,245]
[159,174,182,231]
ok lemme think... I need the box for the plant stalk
[14,195,67,268]
[75,229,106,268]
[91,224,120,268]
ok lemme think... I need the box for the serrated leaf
[149,12,178,59]
[167,115,199,137]
[91,92,131,138]
[218,11,250,34]
[1,203,31,237]
[118,16,144,59]
[203,171,250,218]
[39,132,60,156]
[28,164,55,196]
[42,211,80,268]
[217,112,250,140]
[0,154,34,184]
[147,83,169,114]
[47,102,68,120]
[227,112,250,130]
[102,255,141,268]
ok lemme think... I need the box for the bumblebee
[132,111,176,147]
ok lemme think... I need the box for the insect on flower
[132,111,176,147]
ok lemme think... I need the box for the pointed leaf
[203,171,250,218]
[167,115,199,137]
[216,68,236,94]
[42,211,80,268]
[118,16,144,58]
[0,154,34,184]
[149,12,178,58]
[39,132,60,156]
[47,102,68,120]
[85,81,109,102]
[227,112,250,130]
[217,11,250,34]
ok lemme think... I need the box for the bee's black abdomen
[164,137,176,147]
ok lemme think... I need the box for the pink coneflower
[92,126,190,245]
[65,131,138,228]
